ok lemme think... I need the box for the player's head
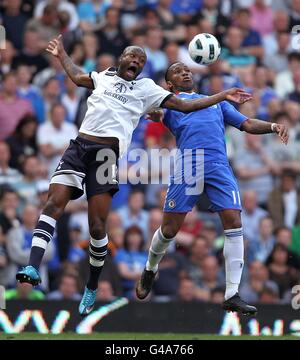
[164,62,194,93]
[118,46,147,81]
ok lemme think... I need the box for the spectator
[274,227,300,268]
[259,283,280,303]
[198,59,243,95]
[267,113,300,173]
[115,225,148,298]
[47,273,81,300]
[144,27,168,79]
[33,55,64,90]
[176,208,203,251]
[170,0,202,22]
[247,216,275,264]
[253,65,277,120]
[250,0,274,37]
[197,0,231,38]
[164,41,180,67]
[195,255,224,301]
[0,41,17,78]
[0,142,23,186]
[34,0,79,31]
[117,190,149,240]
[37,103,78,177]
[40,77,61,123]
[95,7,129,58]
[0,187,20,236]
[233,133,275,206]
[240,260,279,303]
[234,8,263,59]
[77,0,109,31]
[263,11,290,57]
[82,32,99,73]
[266,243,300,298]
[0,226,8,286]
[221,26,257,70]
[0,72,33,141]
[96,280,117,302]
[6,204,54,290]
[13,155,41,208]
[184,236,209,286]
[16,64,44,124]
[156,0,186,42]
[148,207,163,241]
[152,252,187,301]
[12,29,49,76]
[210,286,225,304]
[267,171,300,229]
[96,53,117,72]
[66,223,87,264]
[5,115,38,171]
[275,52,300,99]
[241,190,268,243]
[288,69,300,104]
[26,4,59,48]
[5,281,45,300]
[1,0,29,50]
[264,31,290,73]
[61,76,85,125]
[178,23,205,72]
[177,276,198,302]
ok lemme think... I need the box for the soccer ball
[188,33,221,65]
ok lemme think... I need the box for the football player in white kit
[16,35,252,315]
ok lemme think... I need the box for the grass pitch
[0,332,299,340]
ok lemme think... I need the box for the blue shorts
[163,161,242,213]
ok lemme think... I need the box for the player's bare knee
[226,217,242,229]
[89,221,106,240]
[161,223,177,239]
[43,196,65,219]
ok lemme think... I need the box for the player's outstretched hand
[273,123,289,145]
[225,88,253,104]
[146,108,164,122]
[46,34,64,58]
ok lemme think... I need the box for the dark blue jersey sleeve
[220,101,248,129]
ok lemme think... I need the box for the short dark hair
[123,225,144,251]
[274,226,292,237]
[164,62,181,82]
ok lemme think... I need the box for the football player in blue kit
[136,62,288,315]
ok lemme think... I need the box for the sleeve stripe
[160,93,174,107]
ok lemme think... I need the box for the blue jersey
[163,92,247,163]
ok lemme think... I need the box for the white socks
[146,227,175,273]
[223,227,244,300]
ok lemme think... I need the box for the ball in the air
[188,33,221,65]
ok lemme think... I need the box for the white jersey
[79,67,172,156]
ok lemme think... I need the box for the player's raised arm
[241,118,289,145]
[161,88,252,113]
[46,35,94,89]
